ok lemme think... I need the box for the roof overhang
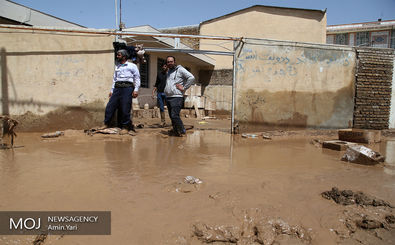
[121,25,216,67]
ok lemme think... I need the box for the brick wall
[199,69,233,86]
[160,26,199,50]
[354,47,394,129]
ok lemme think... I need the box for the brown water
[0,131,394,244]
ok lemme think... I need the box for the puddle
[0,131,394,244]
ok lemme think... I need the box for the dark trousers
[166,97,185,134]
[156,92,167,112]
[104,87,133,129]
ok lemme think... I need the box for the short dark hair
[166,56,176,62]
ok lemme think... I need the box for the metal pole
[119,0,122,30]
[0,25,241,41]
[114,0,118,29]
[231,40,236,134]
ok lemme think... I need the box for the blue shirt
[111,61,141,93]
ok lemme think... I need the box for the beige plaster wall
[204,85,232,111]
[0,28,114,116]
[200,7,326,69]
[234,39,356,131]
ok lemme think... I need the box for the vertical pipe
[119,0,122,30]
[231,41,236,133]
[115,0,118,29]
[1,48,9,115]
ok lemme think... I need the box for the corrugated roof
[0,0,85,28]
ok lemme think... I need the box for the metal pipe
[144,47,234,56]
[115,0,118,29]
[231,40,236,133]
[0,25,241,41]
[119,0,122,30]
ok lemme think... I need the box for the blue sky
[9,0,395,29]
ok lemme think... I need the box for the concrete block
[338,129,381,144]
[322,140,357,151]
[341,145,385,165]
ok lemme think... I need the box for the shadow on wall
[1,47,114,131]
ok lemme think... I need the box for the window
[326,35,335,44]
[391,30,395,49]
[335,33,348,45]
[356,32,370,46]
[139,54,149,88]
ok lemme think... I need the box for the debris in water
[192,223,239,243]
[84,127,120,135]
[262,134,272,140]
[322,140,356,151]
[356,218,384,229]
[241,133,258,139]
[41,131,64,138]
[192,209,312,244]
[184,176,202,184]
[321,187,393,207]
[1,115,19,147]
[33,234,47,245]
[341,145,385,165]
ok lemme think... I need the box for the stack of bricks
[353,47,394,130]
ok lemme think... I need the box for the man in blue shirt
[103,49,140,134]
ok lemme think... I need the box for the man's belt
[115,81,134,88]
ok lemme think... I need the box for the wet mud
[0,127,394,244]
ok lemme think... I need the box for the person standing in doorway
[152,62,168,127]
[164,56,194,137]
[103,49,140,134]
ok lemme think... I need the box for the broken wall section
[354,47,394,130]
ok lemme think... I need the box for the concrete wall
[0,27,114,130]
[203,85,232,111]
[200,6,326,70]
[234,39,356,132]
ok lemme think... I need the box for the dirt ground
[1,118,395,245]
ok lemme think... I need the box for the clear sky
[8,0,395,29]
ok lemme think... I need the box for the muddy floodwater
[0,129,394,244]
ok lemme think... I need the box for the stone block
[322,140,357,151]
[338,129,381,144]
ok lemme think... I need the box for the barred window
[139,54,149,88]
[356,32,370,46]
[335,33,348,45]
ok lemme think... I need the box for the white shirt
[111,61,141,93]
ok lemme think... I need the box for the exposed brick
[353,47,394,130]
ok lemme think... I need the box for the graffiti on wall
[54,56,86,77]
[236,46,352,81]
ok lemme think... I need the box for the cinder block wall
[160,26,199,50]
[354,48,394,129]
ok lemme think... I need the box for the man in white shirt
[103,49,140,133]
